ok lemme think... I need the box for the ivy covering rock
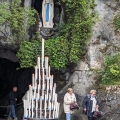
[17,0,96,70]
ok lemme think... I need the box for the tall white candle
[54,83,56,92]
[49,109,51,119]
[48,101,51,119]
[57,103,60,118]
[53,109,55,119]
[49,90,52,101]
[35,66,38,81]
[28,103,31,118]
[37,57,41,85]
[55,102,59,119]
[37,56,40,69]
[42,38,44,68]
[44,95,47,118]
[39,69,41,87]
[48,94,51,110]
[42,89,44,100]
[31,98,33,118]
[26,91,29,102]
[48,66,50,77]
[40,96,42,119]
[52,87,55,102]
[32,74,35,88]
[29,85,32,101]
[46,79,49,100]
[36,99,38,118]
[37,88,40,100]
[24,100,27,118]
[50,75,53,90]
[45,56,48,69]
[42,68,45,90]
[33,89,36,100]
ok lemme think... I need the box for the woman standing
[82,90,99,120]
[63,88,77,120]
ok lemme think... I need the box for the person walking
[7,86,18,120]
[63,88,77,120]
[82,90,99,120]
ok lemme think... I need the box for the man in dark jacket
[82,90,99,120]
[7,86,18,120]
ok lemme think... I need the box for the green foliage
[0,0,36,43]
[60,0,96,63]
[17,38,69,69]
[17,0,96,70]
[113,14,120,30]
[98,52,120,85]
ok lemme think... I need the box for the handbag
[93,111,103,118]
[70,103,79,110]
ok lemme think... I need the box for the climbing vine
[98,52,120,85]
[0,0,36,43]
[17,0,96,70]
[113,14,120,30]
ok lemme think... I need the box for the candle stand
[23,39,60,120]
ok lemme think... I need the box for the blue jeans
[66,113,72,120]
[8,105,16,118]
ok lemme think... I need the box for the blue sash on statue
[46,3,49,22]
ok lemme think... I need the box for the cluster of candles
[23,39,60,119]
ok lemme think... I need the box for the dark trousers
[88,112,94,120]
[88,116,94,120]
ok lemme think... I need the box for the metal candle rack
[23,39,60,119]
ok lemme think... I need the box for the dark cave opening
[0,58,34,119]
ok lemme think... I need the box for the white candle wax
[40,96,42,119]
[45,56,48,69]
[38,84,40,91]
[54,83,56,92]
[46,79,49,100]
[57,103,60,118]
[44,95,46,118]
[35,66,37,81]
[55,102,58,119]
[49,101,51,119]
[37,56,41,84]
[36,99,38,118]
[48,66,50,77]
[49,109,51,119]
[48,95,51,110]
[27,91,29,101]
[52,109,55,119]
[52,87,55,101]
[42,68,44,90]
[37,88,40,100]
[31,98,33,118]
[33,88,36,100]
[29,85,32,101]
[32,74,35,88]
[37,56,40,69]
[42,89,44,100]
[28,103,31,118]
[51,101,53,110]
[42,38,44,68]
[49,77,52,90]
[49,91,52,101]
[23,100,27,118]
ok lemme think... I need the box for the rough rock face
[59,0,120,95]
[59,0,120,120]
[97,85,120,120]
[71,0,120,95]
